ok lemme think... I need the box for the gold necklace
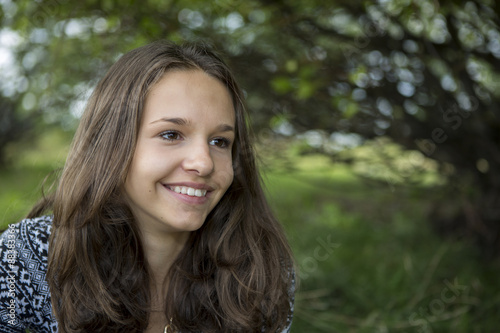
[163,318,175,333]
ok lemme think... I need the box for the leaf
[271,76,293,94]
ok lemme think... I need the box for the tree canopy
[1,0,500,253]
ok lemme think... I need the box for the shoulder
[1,216,53,268]
[0,215,53,265]
[0,216,56,332]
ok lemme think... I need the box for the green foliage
[271,76,294,95]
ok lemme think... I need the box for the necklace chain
[163,318,175,333]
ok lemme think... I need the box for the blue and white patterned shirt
[0,216,56,333]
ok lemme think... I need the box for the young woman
[0,41,295,332]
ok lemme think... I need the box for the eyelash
[159,131,232,148]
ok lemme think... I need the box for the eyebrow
[150,117,234,132]
[150,117,189,126]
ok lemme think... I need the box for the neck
[140,229,190,289]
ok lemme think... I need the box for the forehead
[142,70,235,125]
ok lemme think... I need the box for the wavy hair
[28,41,294,332]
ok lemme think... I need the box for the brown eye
[209,138,231,148]
[160,131,182,141]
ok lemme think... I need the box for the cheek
[124,164,141,200]
[125,151,158,194]
[217,156,235,190]
[129,145,166,178]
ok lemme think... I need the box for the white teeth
[169,186,207,197]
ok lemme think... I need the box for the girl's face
[124,70,235,236]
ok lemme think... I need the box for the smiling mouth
[166,185,208,197]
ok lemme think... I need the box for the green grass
[0,128,69,229]
[1,129,499,332]
[0,165,54,228]
[262,154,499,332]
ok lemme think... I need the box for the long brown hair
[29,41,294,332]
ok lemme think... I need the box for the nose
[181,140,214,176]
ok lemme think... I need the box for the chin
[170,219,206,233]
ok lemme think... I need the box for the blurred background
[1,0,499,331]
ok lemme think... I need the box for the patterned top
[0,216,56,333]
[0,216,294,333]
